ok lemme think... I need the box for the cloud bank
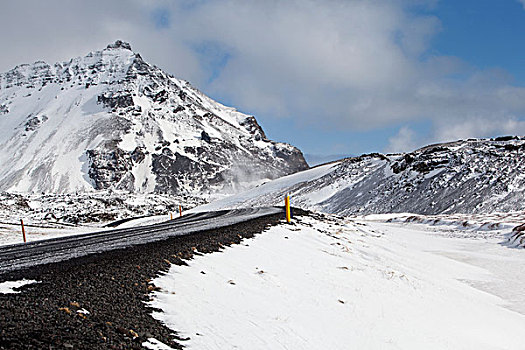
[1,0,524,152]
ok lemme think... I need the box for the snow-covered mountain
[196,137,525,215]
[0,40,307,198]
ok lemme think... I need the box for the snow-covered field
[0,223,103,246]
[148,213,525,349]
[0,191,186,246]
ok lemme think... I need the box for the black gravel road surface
[0,209,297,349]
[0,208,281,274]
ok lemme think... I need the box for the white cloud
[432,115,525,143]
[386,127,419,153]
[1,0,524,149]
[177,0,439,122]
[0,1,205,83]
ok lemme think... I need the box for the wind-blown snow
[150,215,525,349]
[190,162,339,212]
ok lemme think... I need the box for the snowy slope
[197,137,525,215]
[191,162,339,212]
[149,214,525,349]
[0,41,307,197]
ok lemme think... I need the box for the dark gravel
[0,211,294,349]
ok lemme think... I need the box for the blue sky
[431,0,525,80]
[1,0,525,158]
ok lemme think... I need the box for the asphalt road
[0,207,281,274]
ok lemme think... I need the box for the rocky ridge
[208,136,525,215]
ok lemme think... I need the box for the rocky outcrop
[97,92,134,110]
[86,148,134,191]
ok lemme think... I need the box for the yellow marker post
[170,212,173,220]
[285,195,291,223]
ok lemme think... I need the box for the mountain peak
[0,40,308,196]
[106,40,132,51]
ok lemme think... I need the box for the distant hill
[197,137,525,215]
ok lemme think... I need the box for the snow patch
[0,279,38,294]
[143,338,175,350]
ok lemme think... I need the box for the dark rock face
[201,130,211,143]
[131,147,146,163]
[173,105,185,113]
[97,92,134,110]
[152,90,168,103]
[152,151,211,193]
[273,147,308,173]
[24,114,48,131]
[106,40,132,50]
[86,147,134,190]
[494,135,518,142]
[240,116,267,140]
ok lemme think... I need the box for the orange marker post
[179,205,182,217]
[21,219,27,243]
[285,195,291,223]
[170,212,173,220]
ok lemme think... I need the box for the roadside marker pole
[285,195,291,223]
[179,205,182,217]
[170,212,173,220]
[20,219,27,243]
